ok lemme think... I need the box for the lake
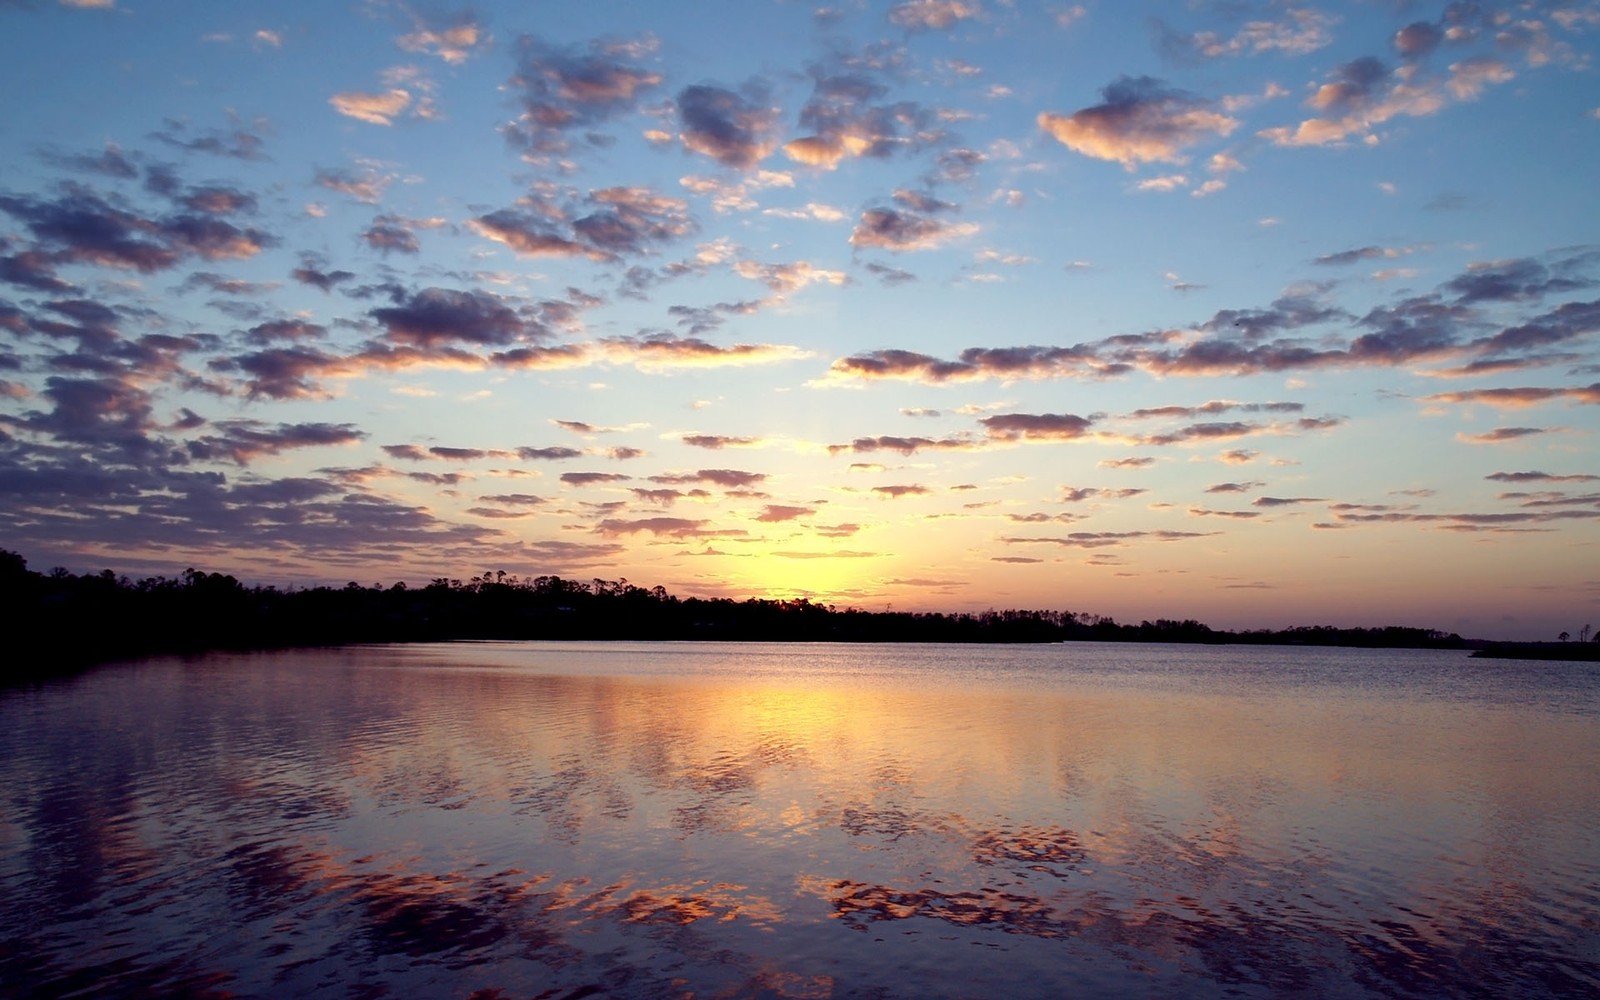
[2,641,1597,998]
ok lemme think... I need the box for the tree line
[1,550,1467,684]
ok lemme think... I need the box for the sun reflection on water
[1,642,1596,998]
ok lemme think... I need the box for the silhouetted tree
[0,548,1476,685]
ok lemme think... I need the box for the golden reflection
[614,881,785,927]
[5,647,1598,998]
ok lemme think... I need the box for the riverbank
[0,548,1493,686]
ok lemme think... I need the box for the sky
[1,0,1598,640]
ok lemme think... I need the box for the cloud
[1261,49,1516,148]
[1135,174,1188,193]
[676,84,782,169]
[214,344,349,400]
[465,506,535,519]
[1423,384,1600,409]
[594,516,732,538]
[1394,21,1444,58]
[864,262,916,286]
[732,259,847,296]
[681,434,761,449]
[631,487,709,505]
[1314,245,1404,267]
[1445,257,1594,304]
[561,471,631,486]
[783,60,938,170]
[370,287,544,350]
[1447,56,1515,100]
[1060,487,1146,503]
[1188,506,1263,519]
[762,201,848,223]
[46,142,139,180]
[14,375,156,456]
[244,319,325,344]
[872,484,931,498]
[600,334,810,371]
[888,1,980,31]
[1207,481,1263,494]
[186,420,365,465]
[573,186,695,255]
[824,344,1116,384]
[1456,426,1554,444]
[755,504,815,522]
[383,444,506,463]
[474,185,696,264]
[0,250,72,292]
[488,344,591,371]
[396,11,490,64]
[149,119,269,161]
[1038,76,1238,167]
[0,189,273,272]
[179,185,258,216]
[1100,457,1154,469]
[1135,417,1343,447]
[850,206,977,252]
[1326,509,1600,532]
[506,35,663,154]
[291,255,355,292]
[363,214,425,255]
[650,468,767,488]
[1485,471,1600,483]
[313,167,390,204]
[1161,8,1335,60]
[517,446,583,461]
[330,89,413,125]
[479,493,546,506]
[1251,495,1325,507]
[1124,400,1304,419]
[1001,530,1216,549]
[469,209,591,258]
[826,434,977,456]
[980,412,1094,442]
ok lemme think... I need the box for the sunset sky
[2,0,1598,639]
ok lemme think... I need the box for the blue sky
[2,0,1598,639]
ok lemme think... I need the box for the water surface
[2,642,1596,998]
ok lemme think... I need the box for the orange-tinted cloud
[1038,76,1238,167]
[1424,384,1600,409]
[329,89,412,125]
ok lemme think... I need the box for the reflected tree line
[2,549,1468,682]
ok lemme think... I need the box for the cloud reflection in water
[0,641,1595,998]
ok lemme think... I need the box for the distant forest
[3,549,1475,682]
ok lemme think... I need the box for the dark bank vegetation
[2,550,1471,684]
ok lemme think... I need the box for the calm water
[2,642,1597,999]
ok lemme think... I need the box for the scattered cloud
[330,89,413,126]
[506,35,663,155]
[1038,76,1238,167]
[888,1,981,32]
[677,83,782,169]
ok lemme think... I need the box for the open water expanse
[2,641,1597,999]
